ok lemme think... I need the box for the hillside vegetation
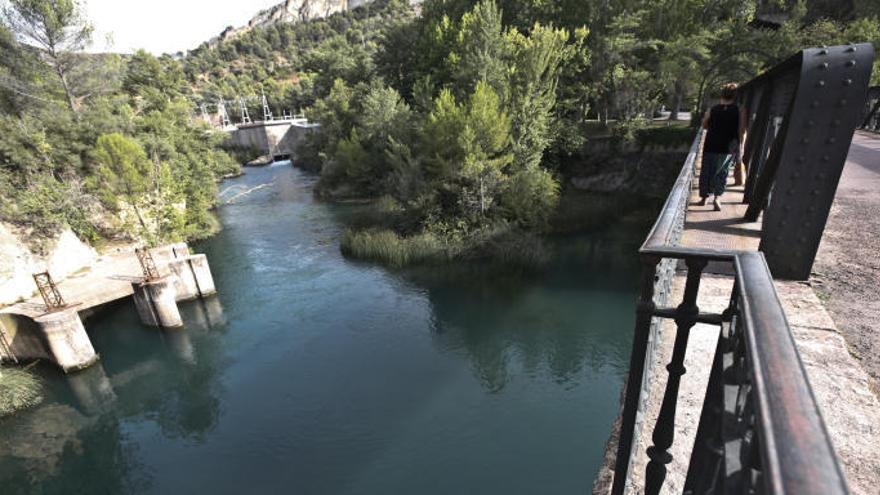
[182,0,879,265]
[1,0,878,263]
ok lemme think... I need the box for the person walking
[698,83,747,211]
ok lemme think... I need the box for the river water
[0,163,654,494]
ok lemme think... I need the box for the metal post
[135,247,160,281]
[218,99,231,128]
[33,271,66,311]
[262,92,273,122]
[239,97,252,125]
[644,257,707,494]
[611,256,660,495]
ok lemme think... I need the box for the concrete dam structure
[226,118,319,161]
[0,243,217,372]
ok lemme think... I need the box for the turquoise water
[0,164,653,494]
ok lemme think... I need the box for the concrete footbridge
[0,243,217,372]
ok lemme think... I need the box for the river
[0,163,654,494]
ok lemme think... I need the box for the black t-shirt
[704,103,740,154]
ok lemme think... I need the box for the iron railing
[860,85,880,132]
[610,43,874,495]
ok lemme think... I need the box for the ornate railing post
[611,255,661,495]
[644,257,707,494]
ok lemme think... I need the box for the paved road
[813,131,880,390]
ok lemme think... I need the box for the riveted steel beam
[741,44,875,280]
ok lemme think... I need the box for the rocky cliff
[0,223,97,306]
[212,0,419,45]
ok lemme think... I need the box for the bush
[341,228,448,267]
[0,367,43,417]
[635,125,694,150]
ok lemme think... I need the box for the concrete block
[132,277,183,328]
[34,309,98,373]
[168,254,217,301]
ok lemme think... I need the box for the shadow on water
[0,163,660,495]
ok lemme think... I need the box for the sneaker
[697,197,707,206]
[713,198,722,211]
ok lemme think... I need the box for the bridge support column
[132,277,183,328]
[35,309,98,373]
[168,254,217,301]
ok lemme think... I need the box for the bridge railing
[609,44,876,495]
[860,85,880,132]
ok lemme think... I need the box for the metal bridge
[610,44,875,494]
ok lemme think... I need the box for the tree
[2,0,93,114]
[91,133,152,232]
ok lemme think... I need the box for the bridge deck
[680,147,762,253]
[0,244,185,319]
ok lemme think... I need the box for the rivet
[840,99,848,106]
[809,206,817,212]
[819,49,829,55]
[811,100,820,108]
[813,189,821,195]
[800,237,808,243]
[828,137,836,144]
[802,137,810,144]
[787,189,795,196]
[843,78,853,86]
[846,45,857,53]
[823,155,830,162]
[792,172,801,179]
[832,119,841,127]
[804,222,812,228]
[846,60,857,67]
[798,156,807,163]
[817,172,827,179]
[806,120,815,127]
[820,62,830,70]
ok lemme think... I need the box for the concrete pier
[168,254,217,301]
[1,242,218,372]
[34,309,98,372]
[132,277,183,328]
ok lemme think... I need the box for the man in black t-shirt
[698,83,748,211]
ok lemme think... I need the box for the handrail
[641,130,703,251]
[610,46,866,495]
[736,252,849,494]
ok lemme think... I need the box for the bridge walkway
[622,134,880,494]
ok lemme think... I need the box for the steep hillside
[210,0,420,46]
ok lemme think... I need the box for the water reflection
[0,164,656,494]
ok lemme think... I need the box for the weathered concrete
[132,277,183,328]
[226,119,319,160]
[34,309,98,373]
[0,242,218,371]
[167,254,217,301]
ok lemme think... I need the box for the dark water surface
[0,164,654,494]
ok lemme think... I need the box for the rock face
[0,223,97,306]
[212,0,419,44]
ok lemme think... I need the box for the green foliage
[341,228,448,267]
[0,367,43,417]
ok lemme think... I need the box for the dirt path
[813,131,880,392]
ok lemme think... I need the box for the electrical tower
[239,97,252,125]
[218,99,231,128]
[262,92,273,122]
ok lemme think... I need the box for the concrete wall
[226,121,318,159]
